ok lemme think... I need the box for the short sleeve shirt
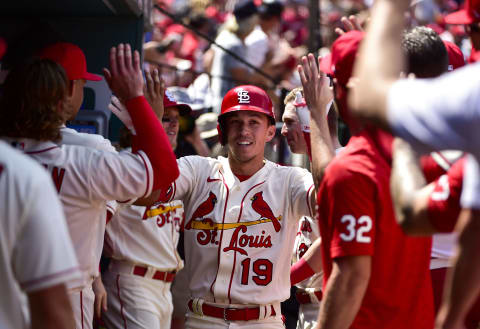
[317,131,434,329]
[387,63,480,209]
[0,142,79,329]
[169,155,314,305]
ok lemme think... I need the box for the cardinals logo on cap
[237,88,250,104]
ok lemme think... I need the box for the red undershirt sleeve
[125,96,179,190]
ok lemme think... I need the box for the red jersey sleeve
[427,158,464,233]
[327,168,377,258]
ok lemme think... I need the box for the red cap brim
[166,103,192,115]
[445,9,475,25]
[84,71,102,81]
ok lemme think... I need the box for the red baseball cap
[443,40,466,71]
[164,89,192,115]
[445,0,480,24]
[38,42,102,81]
[320,31,365,86]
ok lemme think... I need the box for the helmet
[218,85,276,145]
[219,85,275,122]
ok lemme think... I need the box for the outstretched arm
[348,0,410,129]
[104,44,179,192]
[317,256,371,329]
[436,209,480,329]
[391,138,437,235]
[298,54,335,190]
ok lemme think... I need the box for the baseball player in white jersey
[291,217,323,329]
[39,42,119,326]
[0,46,179,329]
[0,141,80,329]
[162,85,315,329]
[281,85,340,329]
[101,90,192,329]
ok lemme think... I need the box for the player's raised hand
[298,53,333,118]
[144,68,165,120]
[335,15,364,36]
[103,43,144,101]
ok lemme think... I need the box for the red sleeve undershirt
[125,96,179,190]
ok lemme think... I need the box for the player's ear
[265,124,276,142]
[56,99,64,114]
[66,80,75,98]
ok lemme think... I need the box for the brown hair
[284,86,303,105]
[0,58,67,142]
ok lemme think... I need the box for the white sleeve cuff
[461,155,480,209]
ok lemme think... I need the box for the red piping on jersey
[138,152,151,199]
[171,181,177,203]
[25,146,58,154]
[227,181,266,303]
[306,184,314,218]
[20,266,80,290]
[209,170,229,302]
[80,291,84,329]
[116,275,128,329]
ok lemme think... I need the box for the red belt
[133,266,175,282]
[295,289,323,304]
[187,300,276,321]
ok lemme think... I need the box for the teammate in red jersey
[302,30,435,329]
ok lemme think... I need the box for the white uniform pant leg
[296,304,319,329]
[102,269,173,329]
[69,284,95,329]
[185,311,285,329]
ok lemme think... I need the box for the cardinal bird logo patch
[251,191,281,232]
[185,191,217,230]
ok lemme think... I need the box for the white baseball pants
[69,284,95,329]
[102,269,173,329]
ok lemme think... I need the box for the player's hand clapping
[104,43,144,101]
[298,53,333,120]
[144,68,165,120]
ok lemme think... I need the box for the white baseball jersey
[0,141,80,329]
[59,126,118,285]
[169,155,314,305]
[3,138,153,290]
[105,199,184,271]
[292,216,323,290]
